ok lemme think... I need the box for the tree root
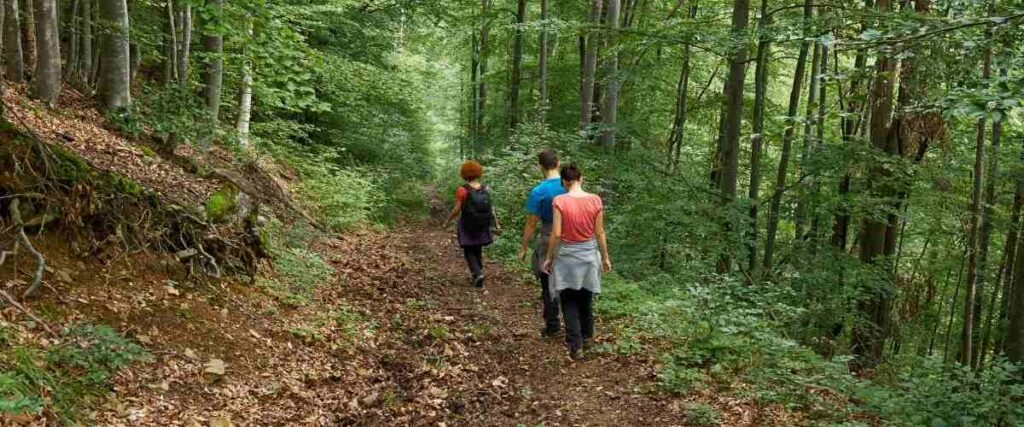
[0,288,56,335]
[7,198,46,299]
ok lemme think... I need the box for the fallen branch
[0,288,56,335]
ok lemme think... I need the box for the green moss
[204,185,239,223]
[50,145,92,184]
[107,173,145,196]
[139,145,157,158]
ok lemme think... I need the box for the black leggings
[560,288,594,351]
[462,245,484,278]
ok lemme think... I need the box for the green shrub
[296,166,380,232]
[683,402,721,426]
[0,325,146,423]
[260,219,334,304]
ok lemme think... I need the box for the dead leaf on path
[184,348,199,360]
[205,358,226,376]
[209,416,233,427]
[492,376,509,388]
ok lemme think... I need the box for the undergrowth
[0,324,147,423]
[258,219,334,306]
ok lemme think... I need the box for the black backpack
[461,184,494,233]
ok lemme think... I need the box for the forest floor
[75,220,708,426]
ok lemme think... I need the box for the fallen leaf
[205,358,227,376]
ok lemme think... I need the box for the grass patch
[0,324,147,423]
[259,219,334,305]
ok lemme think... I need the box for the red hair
[460,160,483,181]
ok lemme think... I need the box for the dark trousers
[559,288,594,351]
[539,274,561,332]
[462,245,484,278]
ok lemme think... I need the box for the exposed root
[7,198,46,299]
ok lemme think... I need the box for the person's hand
[494,225,503,236]
[517,246,529,263]
[602,258,612,273]
[542,259,553,274]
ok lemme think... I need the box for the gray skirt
[549,239,601,299]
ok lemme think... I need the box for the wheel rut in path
[331,224,684,426]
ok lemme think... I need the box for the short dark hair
[560,163,582,182]
[538,149,559,170]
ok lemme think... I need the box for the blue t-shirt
[525,177,566,224]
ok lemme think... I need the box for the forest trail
[320,221,685,426]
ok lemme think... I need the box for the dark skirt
[457,219,493,247]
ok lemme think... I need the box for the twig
[0,288,56,335]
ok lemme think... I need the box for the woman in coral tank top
[542,164,611,361]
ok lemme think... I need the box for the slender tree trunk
[667,3,697,171]
[580,0,602,132]
[851,0,897,370]
[31,0,59,105]
[1007,212,1024,363]
[80,0,91,84]
[746,0,770,277]
[67,0,79,79]
[971,62,1000,369]
[960,48,991,368]
[996,135,1024,355]
[469,31,479,151]
[175,1,190,84]
[537,0,548,117]
[3,0,24,83]
[200,0,223,121]
[236,19,253,149]
[161,0,175,84]
[794,43,821,241]
[762,0,811,272]
[509,0,525,130]
[474,0,490,155]
[97,0,128,110]
[599,0,620,148]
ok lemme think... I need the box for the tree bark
[537,0,548,117]
[794,43,821,241]
[762,0,811,272]
[67,0,79,79]
[599,0,620,149]
[175,0,191,84]
[3,0,24,83]
[668,2,698,171]
[97,0,128,110]
[80,0,91,84]
[710,0,751,273]
[200,0,223,121]
[960,47,991,368]
[971,61,1000,369]
[746,0,770,277]
[31,0,59,105]
[474,0,490,155]
[236,18,253,149]
[20,0,34,73]
[1007,208,1024,363]
[579,0,602,132]
[509,0,525,130]
[162,0,176,84]
[851,0,897,370]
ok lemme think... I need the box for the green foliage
[856,358,1024,426]
[0,325,146,422]
[682,402,722,426]
[295,165,379,232]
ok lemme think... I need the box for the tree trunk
[580,0,602,132]
[794,43,821,241]
[474,0,490,155]
[161,0,175,84]
[746,0,770,277]
[971,62,1000,369]
[67,0,79,80]
[200,0,223,121]
[97,0,128,110]
[960,48,991,368]
[3,0,24,83]
[710,0,750,273]
[1007,210,1024,363]
[537,0,548,116]
[668,2,698,171]
[469,31,479,152]
[996,131,1024,355]
[80,0,91,84]
[20,0,34,73]
[851,0,897,370]
[762,0,811,272]
[236,19,253,149]
[599,0,620,149]
[509,0,525,130]
[175,1,190,84]
[31,0,58,105]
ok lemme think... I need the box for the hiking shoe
[473,275,485,288]
[582,339,593,351]
[541,327,561,338]
[569,348,584,361]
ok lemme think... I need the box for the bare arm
[444,199,462,228]
[595,210,611,272]
[518,214,539,262]
[542,209,562,273]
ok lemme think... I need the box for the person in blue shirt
[518,149,567,337]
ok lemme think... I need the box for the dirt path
[324,223,684,426]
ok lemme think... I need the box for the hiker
[543,164,611,361]
[445,160,501,287]
[518,149,566,337]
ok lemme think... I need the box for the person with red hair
[445,160,501,287]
